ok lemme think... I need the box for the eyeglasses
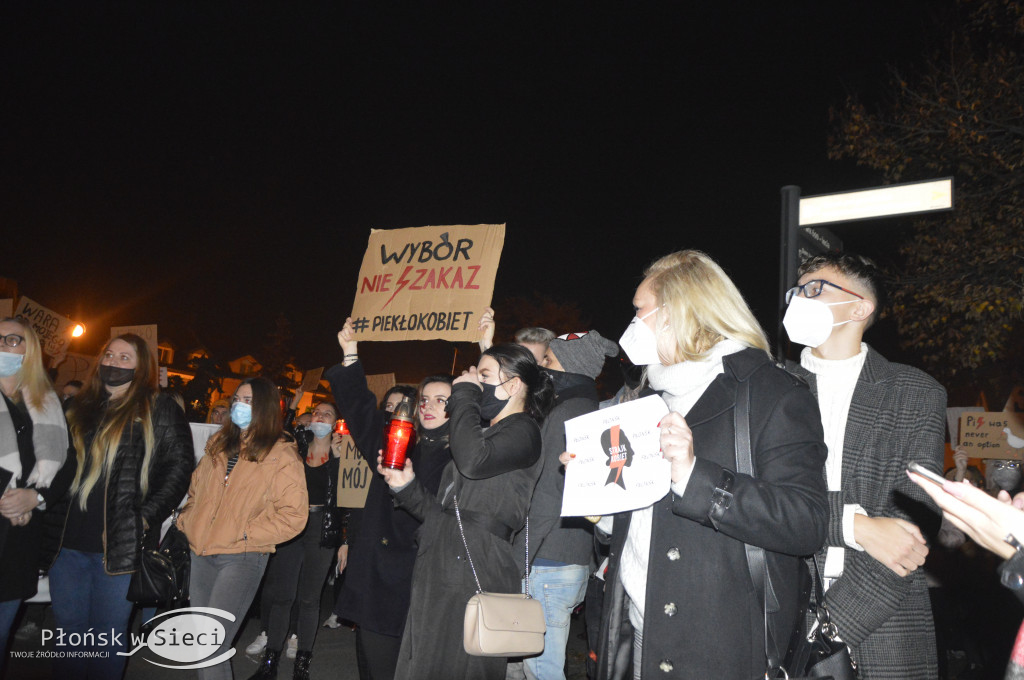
[992,460,1021,470]
[785,279,865,305]
[0,333,24,348]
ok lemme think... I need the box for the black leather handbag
[127,521,191,606]
[732,376,858,680]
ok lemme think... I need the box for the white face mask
[618,308,663,366]
[782,295,857,348]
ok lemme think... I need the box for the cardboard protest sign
[350,224,505,341]
[336,435,372,508]
[15,296,75,357]
[53,352,97,388]
[959,411,1024,460]
[561,395,671,516]
[111,324,158,359]
[300,367,325,393]
[366,372,398,403]
[0,299,12,319]
[189,423,221,464]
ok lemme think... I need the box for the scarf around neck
[0,388,69,489]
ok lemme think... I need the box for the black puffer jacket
[55,393,194,574]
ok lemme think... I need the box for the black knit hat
[548,331,619,379]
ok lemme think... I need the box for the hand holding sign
[659,412,696,485]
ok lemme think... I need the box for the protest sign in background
[0,299,12,319]
[111,324,159,359]
[336,372,397,508]
[350,224,505,342]
[15,296,75,357]
[959,411,1024,460]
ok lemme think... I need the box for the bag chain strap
[453,495,532,598]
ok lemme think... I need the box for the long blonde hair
[2,318,53,411]
[644,250,770,363]
[68,334,158,511]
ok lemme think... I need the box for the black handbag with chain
[127,519,191,606]
[732,373,858,680]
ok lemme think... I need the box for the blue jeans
[49,548,134,680]
[190,551,269,680]
[0,599,21,657]
[523,564,589,680]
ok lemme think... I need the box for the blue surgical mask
[309,422,333,439]
[0,353,24,378]
[231,402,253,429]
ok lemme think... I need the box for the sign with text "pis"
[14,296,74,356]
[350,224,505,341]
[959,411,1024,460]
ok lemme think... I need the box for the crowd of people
[0,249,1022,680]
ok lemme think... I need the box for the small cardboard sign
[366,372,397,404]
[561,395,672,516]
[350,223,505,341]
[958,411,1024,460]
[336,435,372,509]
[300,367,325,393]
[15,296,75,356]
[110,324,159,360]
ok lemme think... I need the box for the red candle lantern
[335,419,350,436]
[382,397,415,469]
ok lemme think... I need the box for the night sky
[2,2,952,377]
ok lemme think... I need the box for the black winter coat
[392,382,543,680]
[55,393,194,574]
[326,361,452,637]
[596,348,828,680]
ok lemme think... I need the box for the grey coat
[790,345,946,680]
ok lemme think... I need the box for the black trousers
[356,626,402,680]
[263,509,336,653]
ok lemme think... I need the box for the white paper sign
[561,395,671,517]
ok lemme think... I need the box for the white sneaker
[286,634,298,659]
[245,631,267,656]
[322,614,340,629]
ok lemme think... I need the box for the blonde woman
[0,318,74,655]
[580,251,829,679]
[52,333,194,679]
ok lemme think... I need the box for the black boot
[292,650,312,680]
[247,649,281,680]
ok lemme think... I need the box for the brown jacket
[177,437,308,555]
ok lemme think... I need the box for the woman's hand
[338,317,358,359]
[953,448,968,483]
[453,366,482,388]
[659,412,695,485]
[377,454,416,489]
[477,307,496,352]
[337,544,349,573]
[331,432,345,458]
[289,387,305,411]
[909,472,1024,560]
[0,488,40,519]
[559,451,577,467]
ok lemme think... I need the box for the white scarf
[620,338,746,629]
[0,389,69,489]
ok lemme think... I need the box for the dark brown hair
[208,377,287,463]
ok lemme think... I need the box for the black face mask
[478,380,511,420]
[98,364,135,387]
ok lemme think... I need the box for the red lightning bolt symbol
[382,265,414,309]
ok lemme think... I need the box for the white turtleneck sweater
[618,338,746,632]
[800,342,869,582]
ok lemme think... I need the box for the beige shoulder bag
[454,495,546,657]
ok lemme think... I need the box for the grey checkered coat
[791,346,946,680]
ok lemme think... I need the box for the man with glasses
[783,253,946,679]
